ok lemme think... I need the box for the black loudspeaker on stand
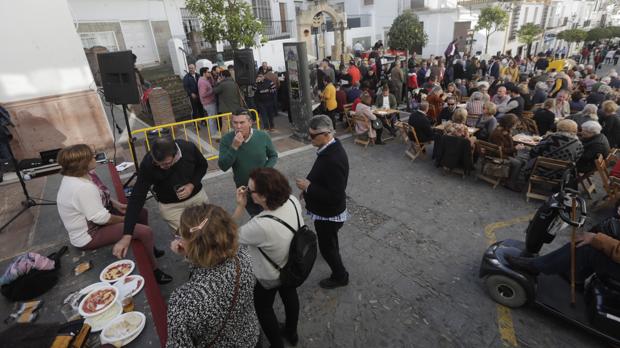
[0,142,56,233]
[97,51,141,182]
[234,49,256,86]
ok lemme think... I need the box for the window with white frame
[80,31,119,52]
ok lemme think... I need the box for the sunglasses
[309,132,327,139]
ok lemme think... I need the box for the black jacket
[305,139,349,217]
[408,110,434,143]
[434,135,473,173]
[601,114,620,148]
[183,72,200,96]
[124,139,208,234]
[577,133,610,173]
[534,109,556,135]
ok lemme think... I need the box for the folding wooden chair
[476,140,505,189]
[576,170,597,199]
[593,154,620,208]
[526,157,572,202]
[351,114,373,148]
[522,111,534,119]
[342,103,354,132]
[396,122,431,161]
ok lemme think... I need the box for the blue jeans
[257,102,275,129]
[532,242,620,282]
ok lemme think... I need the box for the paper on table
[115,162,134,172]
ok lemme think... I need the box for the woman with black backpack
[232,167,304,348]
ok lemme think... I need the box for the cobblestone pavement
[155,137,610,348]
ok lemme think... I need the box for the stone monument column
[283,42,313,141]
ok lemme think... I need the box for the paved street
[169,136,610,347]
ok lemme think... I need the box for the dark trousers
[314,220,347,280]
[533,243,620,282]
[189,96,204,118]
[0,142,10,174]
[254,282,299,348]
[257,102,275,130]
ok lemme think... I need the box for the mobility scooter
[479,175,620,344]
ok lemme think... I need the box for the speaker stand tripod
[0,142,56,233]
[120,104,141,189]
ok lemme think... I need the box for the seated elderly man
[505,119,583,191]
[533,99,557,135]
[407,101,435,144]
[552,90,571,119]
[491,86,511,107]
[567,104,599,129]
[496,85,524,118]
[507,225,620,283]
[576,121,610,174]
[531,81,549,105]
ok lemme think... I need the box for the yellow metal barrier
[129,109,260,163]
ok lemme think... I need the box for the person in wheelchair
[507,205,620,284]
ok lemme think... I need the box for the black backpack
[259,199,317,288]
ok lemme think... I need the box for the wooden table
[372,109,400,141]
[513,133,542,147]
[434,123,478,136]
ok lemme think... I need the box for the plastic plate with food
[113,275,144,299]
[78,286,118,318]
[100,260,135,283]
[100,311,146,346]
[84,301,122,332]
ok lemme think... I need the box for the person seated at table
[335,82,347,121]
[531,81,549,105]
[374,87,399,135]
[477,81,491,103]
[600,100,620,149]
[533,99,556,135]
[426,86,445,123]
[355,92,386,145]
[167,204,259,347]
[491,86,510,107]
[56,144,173,284]
[444,108,475,147]
[489,113,522,157]
[552,90,571,119]
[570,91,586,112]
[475,102,498,141]
[445,83,461,102]
[407,101,434,144]
[496,85,524,118]
[466,92,485,116]
[346,82,362,103]
[567,104,598,128]
[438,96,457,123]
[576,120,610,174]
[506,119,583,191]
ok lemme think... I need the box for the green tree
[475,6,509,55]
[586,27,612,42]
[516,23,543,56]
[386,10,428,55]
[557,29,587,54]
[186,0,263,50]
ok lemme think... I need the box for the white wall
[419,11,458,57]
[68,0,168,22]
[253,38,297,72]
[0,0,95,102]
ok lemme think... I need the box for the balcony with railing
[262,20,293,40]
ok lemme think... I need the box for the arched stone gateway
[297,0,347,62]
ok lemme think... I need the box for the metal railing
[129,109,261,163]
[262,20,293,40]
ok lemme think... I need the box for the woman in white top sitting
[355,92,385,145]
[232,167,302,348]
[56,144,172,284]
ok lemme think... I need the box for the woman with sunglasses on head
[56,144,172,284]
[231,167,303,348]
[167,204,259,347]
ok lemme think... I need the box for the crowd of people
[318,41,620,193]
[54,112,349,347]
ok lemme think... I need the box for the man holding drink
[121,135,209,253]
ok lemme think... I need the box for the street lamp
[321,22,326,59]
